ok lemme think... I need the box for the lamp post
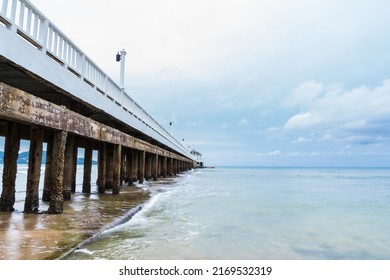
[116,49,127,90]
[169,121,174,136]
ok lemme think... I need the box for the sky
[3,0,390,167]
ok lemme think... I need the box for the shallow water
[2,165,390,260]
[65,166,390,260]
[0,164,150,260]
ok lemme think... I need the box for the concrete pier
[0,0,195,216]
[0,83,195,214]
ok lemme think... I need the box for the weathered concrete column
[0,122,20,212]
[149,153,153,179]
[152,154,158,181]
[172,159,176,174]
[137,150,145,184]
[162,156,167,178]
[112,144,122,195]
[144,153,149,180]
[63,134,74,200]
[120,148,126,185]
[131,149,138,183]
[82,144,93,193]
[105,144,114,189]
[42,136,53,201]
[124,149,132,184]
[158,156,162,177]
[24,126,44,213]
[47,130,67,214]
[97,142,106,194]
[167,157,172,177]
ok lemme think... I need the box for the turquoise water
[65,166,390,260]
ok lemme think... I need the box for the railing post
[1,0,9,15]
[39,18,49,52]
[18,1,25,27]
[10,0,17,22]
[80,54,86,80]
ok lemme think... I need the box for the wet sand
[0,185,150,260]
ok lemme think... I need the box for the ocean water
[63,166,390,260]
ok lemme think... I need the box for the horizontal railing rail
[0,0,193,159]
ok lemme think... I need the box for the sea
[66,166,390,260]
[3,165,390,260]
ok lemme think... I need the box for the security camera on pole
[116,49,127,104]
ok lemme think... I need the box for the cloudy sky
[8,0,390,166]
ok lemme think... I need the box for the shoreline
[58,204,144,260]
[0,184,151,260]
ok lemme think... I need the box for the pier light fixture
[116,49,127,90]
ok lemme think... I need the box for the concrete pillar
[42,135,53,201]
[168,157,172,177]
[172,159,177,175]
[162,156,167,178]
[63,134,74,200]
[121,148,126,185]
[137,150,145,184]
[144,153,149,180]
[105,144,114,189]
[125,149,132,184]
[0,122,20,212]
[152,154,158,181]
[97,142,106,194]
[131,149,138,183]
[112,144,121,195]
[82,144,93,193]
[24,126,44,213]
[47,130,67,214]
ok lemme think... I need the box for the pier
[0,0,195,214]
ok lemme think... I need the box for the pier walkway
[0,0,195,214]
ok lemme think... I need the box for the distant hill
[0,151,96,165]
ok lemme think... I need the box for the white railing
[0,0,193,159]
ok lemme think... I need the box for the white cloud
[284,79,390,144]
[283,81,324,108]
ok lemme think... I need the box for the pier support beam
[168,157,173,177]
[42,136,53,201]
[0,122,20,212]
[48,130,67,214]
[131,149,138,183]
[162,156,167,178]
[105,144,114,189]
[124,149,132,184]
[24,126,44,213]
[82,144,93,193]
[138,150,145,184]
[152,154,158,181]
[112,144,122,195]
[63,134,74,200]
[97,142,106,194]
